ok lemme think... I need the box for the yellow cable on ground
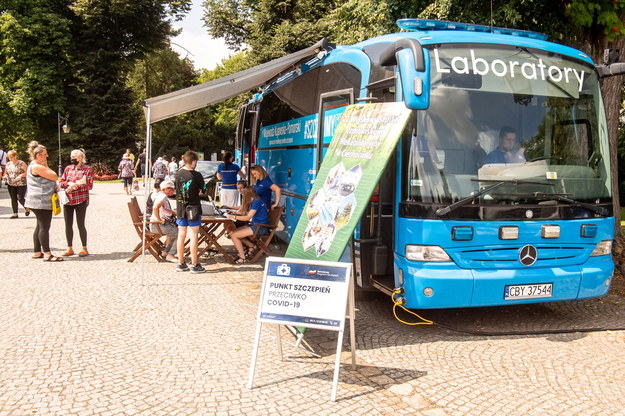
[391,288,434,326]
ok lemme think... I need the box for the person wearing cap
[150,180,178,262]
[118,154,135,195]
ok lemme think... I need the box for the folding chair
[247,206,284,263]
[127,196,166,262]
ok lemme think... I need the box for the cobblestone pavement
[1,182,624,416]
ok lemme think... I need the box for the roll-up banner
[286,102,412,261]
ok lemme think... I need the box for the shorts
[140,166,146,175]
[249,224,268,236]
[122,177,133,187]
[176,217,202,227]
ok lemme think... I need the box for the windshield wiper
[532,192,608,216]
[435,179,554,216]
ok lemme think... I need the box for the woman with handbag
[24,141,63,262]
[118,154,135,195]
[59,149,94,257]
[3,150,30,218]
[150,180,178,262]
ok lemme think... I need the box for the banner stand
[286,325,321,358]
[247,258,356,402]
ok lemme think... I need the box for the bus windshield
[401,44,611,219]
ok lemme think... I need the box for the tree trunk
[593,37,625,275]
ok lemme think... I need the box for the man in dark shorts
[134,149,147,186]
[174,150,207,274]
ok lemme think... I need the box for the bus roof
[351,19,593,65]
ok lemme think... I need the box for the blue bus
[234,19,619,309]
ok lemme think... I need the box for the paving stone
[1,183,624,415]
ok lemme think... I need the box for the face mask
[70,158,79,165]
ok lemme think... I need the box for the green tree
[202,0,336,62]
[0,0,193,166]
[0,0,74,155]
[68,0,192,166]
[127,47,200,160]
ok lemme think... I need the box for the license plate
[504,283,553,300]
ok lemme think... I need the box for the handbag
[51,192,62,216]
[185,205,201,221]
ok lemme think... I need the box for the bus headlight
[405,245,452,262]
[590,240,612,257]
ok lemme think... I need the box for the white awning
[142,39,329,124]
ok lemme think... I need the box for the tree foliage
[202,0,336,62]
[0,0,192,167]
[0,0,74,151]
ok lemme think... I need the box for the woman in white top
[168,157,178,180]
[150,180,178,262]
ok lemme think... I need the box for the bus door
[235,103,258,170]
[316,90,354,171]
[355,76,398,293]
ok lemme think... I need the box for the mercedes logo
[519,244,538,266]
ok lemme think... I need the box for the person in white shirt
[168,157,178,180]
[150,180,178,262]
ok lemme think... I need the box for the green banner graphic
[285,102,411,261]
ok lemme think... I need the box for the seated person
[226,187,269,263]
[145,178,163,217]
[221,180,246,210]
[150,180,178,262]
[484,126,525,164]
[222,180,249,228]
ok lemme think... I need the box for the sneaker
[189,264,206,274]
[176,263,189,272]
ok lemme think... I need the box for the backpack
[153,161,168,178]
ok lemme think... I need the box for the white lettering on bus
[433,48,586,92]
[304,119,317,140]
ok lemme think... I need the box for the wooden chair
[247,206,284,263]
[127,196,166,262]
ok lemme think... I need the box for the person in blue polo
[216,151,246,208]
[250,164,281,209]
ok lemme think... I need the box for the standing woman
[118,154,134,195]
[59,149,94,257]
[250,164,281,209]
[168,156,178,181]
[24,141,63,261]
[3,150,30,218]
[216,152,246,208]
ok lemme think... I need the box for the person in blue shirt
[216,152,245,208]
[250,164,281,209]
[227,187,269,263]
[484,126,525,165]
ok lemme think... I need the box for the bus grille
[451,245,589,269]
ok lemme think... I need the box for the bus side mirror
[396,48,430,110]
[379,38,430,110]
